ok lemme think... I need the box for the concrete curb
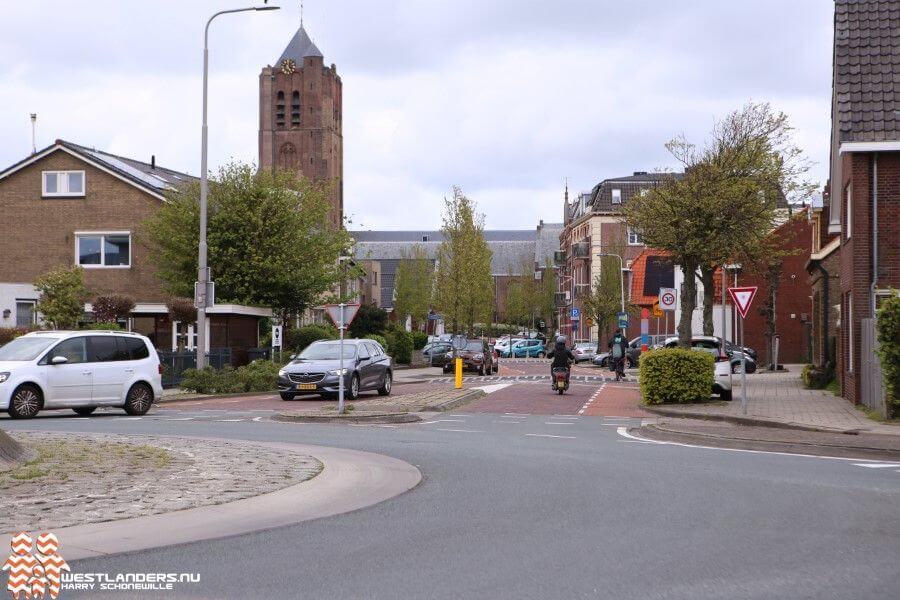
[423,389,485,412]
[642,405,865,435]
[1,441,422,561]
[158,390,276,404]
[273,411,422,424]
[640,424,900,459]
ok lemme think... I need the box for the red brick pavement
[463,382,597,415]
[580,382,652,418]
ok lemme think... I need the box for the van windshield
[0,337,58,361]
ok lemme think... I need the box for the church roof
[277,26,323,64]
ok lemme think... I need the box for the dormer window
[611,188,622,204]
[42,171,85,197]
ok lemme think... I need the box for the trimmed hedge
[284,324,338,352]
[388,329,413,365]
[638,348,715,405]
[365,334,388,350]
[411,331,428,350]
[875,294,900,415]
[181,360,281,394]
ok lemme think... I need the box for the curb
[273,411,422,424]
[423,389,485,412]
[1,440,422,561]
[640,423,900,458]
[158,390,277,404]
[642,405,864,435]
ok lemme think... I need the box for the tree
[625,102,816,346]
[433,187,493,335]
[504,257,555,333]
[582,237,629,350]
[349,303,389,338]
[92,294,135,323]
[167,297,197,352]
[143,163,352,321]
[393,245,434,330]
[34,266,89,329]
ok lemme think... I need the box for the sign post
[727,287,758,415]
[451,335,467,389]
[323,303,361,414]
[640,308,650,352]
[659,287,677,340]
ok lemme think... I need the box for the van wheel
[720,390,733,401]
[9,385,42,419]
[73,407,97,416]
[123,383,153,416]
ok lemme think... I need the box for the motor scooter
[551,365,570,395]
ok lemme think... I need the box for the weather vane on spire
[300,0,303,27]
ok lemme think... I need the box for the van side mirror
[51,356,68,365]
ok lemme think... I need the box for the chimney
[151,155,156,169]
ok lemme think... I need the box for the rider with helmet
[547,335,575,386]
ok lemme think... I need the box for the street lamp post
[598,252,626,339]
[196,5,279,369]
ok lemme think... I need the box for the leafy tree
[143,163,352,320]
[625,102,816,346]
[34,266,89,329]
[393,245,434,330]
[875,294,900,417]
[92,294,135,323]
[433,187,493,335]
[582,242,629,350]
[349,303,389,338]
[504,257,555,333]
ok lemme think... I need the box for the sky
[0,1,834,230]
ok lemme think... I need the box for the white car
[572,342,597,363]
[0,330,162,419]
[492,336,521,356]
[662,336,733,400]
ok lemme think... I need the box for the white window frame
[627,227,643,246]
[611,188,622,204]
[42,170,85,197]
[845,183,852,240]
[15,299,37,328]
[74,231,131,269]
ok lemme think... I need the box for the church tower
[259,26,343,226]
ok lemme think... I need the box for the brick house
[829,0,900,409]
[805,199,841,370]
[0,140,270,363]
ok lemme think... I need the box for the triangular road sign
[727,287,758,320]
[322,303,360,329]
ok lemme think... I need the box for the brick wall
[0,149,169,302]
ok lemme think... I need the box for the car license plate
[296,384,317,390]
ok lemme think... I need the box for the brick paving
[581,382,652,418]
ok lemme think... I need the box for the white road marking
[377,424,398,428]
[578,383,606,415]
[551,415,579,419]
[216,419,244,422]
[162,417,195,421]
[436,428,482,433]
[473,383,513,394]
[544,422,574,426]
[853,463,900,469]
[525,433,576,439]
[504,412,530,416]
[252,416,264,422]
[115,417,142,421]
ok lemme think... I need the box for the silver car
[572,342,597,363]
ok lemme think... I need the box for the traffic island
[275,410,423,424]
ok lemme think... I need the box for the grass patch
[825,378,839,395]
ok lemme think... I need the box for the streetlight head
[256,5,280,10]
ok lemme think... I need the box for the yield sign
[322,303,360,329]
[727,287,758,319]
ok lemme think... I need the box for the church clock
[280,59,296,74]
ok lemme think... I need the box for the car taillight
[716,353,729,362]
[158,363,164,374]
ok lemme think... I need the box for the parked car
[442,339,496,375]
[0,330,162,419]
[662,336,733,400]
[504,338,546,358]
[422,341,453,367]
[664,337,756,375]
[572,342,597,363]
[278,339,392,401]
[592,336,644,368]
[492,336,521,357]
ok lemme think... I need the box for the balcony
[571,242,590,260]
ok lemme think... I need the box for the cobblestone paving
[0,432,322,532]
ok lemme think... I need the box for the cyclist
[608,329,628,381]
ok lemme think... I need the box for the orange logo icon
[2,532,69,600]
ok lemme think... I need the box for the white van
[0,331,162,419]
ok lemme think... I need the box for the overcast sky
[1,1,833,230]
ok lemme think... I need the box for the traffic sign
[271,325,283,349]
[728,287,758,319]
[451,335,467,351]
[322,303,360,329]
[617,311,628,328]
[659,287,677,311]
[570,307,580,320]
[652,301,663,318]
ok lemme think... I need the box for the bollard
[455,357,463,389]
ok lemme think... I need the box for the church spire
[277,23,323,65]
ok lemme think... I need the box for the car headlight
[278,369,286,377]
[474,354,483,360]
[0,372,9,384]
[328,368,348,376]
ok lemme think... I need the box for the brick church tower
[259,26,343,226]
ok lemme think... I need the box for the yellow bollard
[455,357,463,389]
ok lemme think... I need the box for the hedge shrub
[638,348,715,405]
[284,324,337,352]
[365,334,388,350]
[84,322,124,331]
[801,364,831,390]
[411,331,428,350]
[0,327,29,346]
[181,360,280,394]
[388,329,413,364]
[875,294,900,415]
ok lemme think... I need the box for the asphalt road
[3,372,899,599]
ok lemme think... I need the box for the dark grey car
[278,339,392,401]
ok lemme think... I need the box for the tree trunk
[700,265,715,337]
[678,260,698,348]
[0,429,34,467]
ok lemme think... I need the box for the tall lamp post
[196,4,280,369]
[598,252,626,339]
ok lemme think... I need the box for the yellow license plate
[296,384,317,390]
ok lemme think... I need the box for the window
[291,91,300,126]
[121,337,150,360]
[42,171,85,197]
[15,300,35,328]
[76,233,131,268]
[43,337,88,364]
[88,336,128,362]
[844,183,852,240]
[627,227,643,245]
[357,344,371,360]
[276,91,285,127]
[611,189,622,204]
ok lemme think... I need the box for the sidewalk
[644,365,899,435]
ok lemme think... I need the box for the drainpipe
[814,261,829,366]
[870,153,878,316]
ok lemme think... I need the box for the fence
[859,318,887,417]
[158,348,232,388]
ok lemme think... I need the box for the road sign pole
[338,303,345,415]
[740,313,747,415]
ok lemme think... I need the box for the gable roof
[834,0,900,143]
[277,26,324,64]
[0,139,195,200]
[589,172,683,214]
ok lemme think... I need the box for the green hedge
[411,331,428,350]
[875,294,900,415]
[181,360,281,394]
[388,329,413,364]
[638,348,715,405]
[284,324,338,352]
[365,334,388,350]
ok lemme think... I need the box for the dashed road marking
[436,428,483,433]
[578,383,606,415]
[853,463,900,469]
[525,433,576,439]
[216,419,245,422]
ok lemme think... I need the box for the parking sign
[570,308,580,320]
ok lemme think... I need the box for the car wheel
[746,362,757,374]
[280,392,296,401]
[627,357,635,368]
[720,390,733,401]
[347,374,360,400]
[8,384,42,419]
[123,382,153,416]
[378,371,392,396]
[599,358,607,367]
[731,362,743,374]
[72,407,97,416]
[537,352,545,358]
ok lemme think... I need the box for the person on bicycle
[608,329,628,381]
[547,335,575,384]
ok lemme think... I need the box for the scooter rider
[547,335,575,385]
